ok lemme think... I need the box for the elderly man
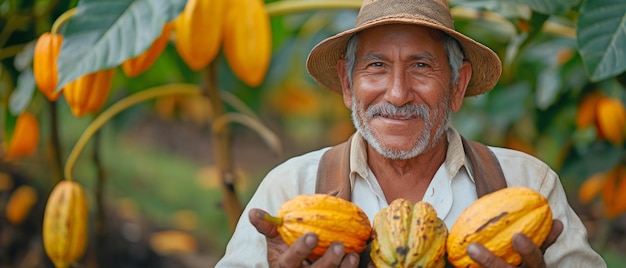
[216,0,606,267]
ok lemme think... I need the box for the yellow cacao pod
[33,32,63,101]
[43,180,88,268]
[595,96,626,146]
[63,69,114,117]
[5,185,38,225]
[5,112,39,160]
[370,199,447,268]
[263,194,372,260]
[173,0,225,70]
[122,22,174,77]
[578,173,605,204]
[447,187,553,268]
[223,0,271,86]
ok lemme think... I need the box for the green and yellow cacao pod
[33,32,63,101]
[173,0,225,70]
[43,180,88,268]
[447,187,553,268]
[370,199,447,268]
[122,22,173,77]
[595,96,626,146]
[223,0,271,86]
[263,194,372,260]
[63,69,114,117]
[5,112,39,160]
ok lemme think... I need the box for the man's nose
[384,69,413,106]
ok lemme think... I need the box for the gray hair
[344,31,465,89]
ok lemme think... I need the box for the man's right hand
[248,208,360,268]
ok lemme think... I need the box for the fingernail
[467,243,479,257]
[305,234,317,248]
[333,243,344,256]
[348,253,358,265]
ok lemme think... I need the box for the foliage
[0,0,625,266]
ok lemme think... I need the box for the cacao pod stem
[262,213,283,226]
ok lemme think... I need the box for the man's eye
[415,62,428,68]
[370,62,384,67]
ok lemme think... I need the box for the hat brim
[306,17,502,97]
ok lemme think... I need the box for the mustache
[365,103,430,120]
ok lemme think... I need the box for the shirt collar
[349,127,474,183]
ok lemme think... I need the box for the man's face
[344,24,458,160]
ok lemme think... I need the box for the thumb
[249,208,281,239]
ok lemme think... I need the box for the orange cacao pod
[5,112,39,160]
[576,91,604,130]
[601,165,626,218]
[63,69,114,117]
[43,180,88,268]
[370,199,447,268]
[122,22,174,77]
[5,185,38,225]
[595,96,626,146]
[173,0,225,70]
[33,32,63,101]
[223,0,271,86]
[263,194,372,260]
[447,187,553,268]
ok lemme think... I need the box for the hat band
[357,0,454,28]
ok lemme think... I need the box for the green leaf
[510,0,578,14]
[56,0,186,91]
[577,0,626,81]
[9,68,35,115]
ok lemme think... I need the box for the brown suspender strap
[315,135,507,199]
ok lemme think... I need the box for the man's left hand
[466,219,564,267]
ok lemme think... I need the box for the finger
[512,233,545,268]
[277,233,318,268]
[310,242,352,268]
[340,252,360,268]
[540,219,563,252]
[467,242,511,267]
[249,208,280,239]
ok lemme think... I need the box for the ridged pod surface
[265,194,372,260]
[122,22,174,77]
[370,199,447,268]
[33,32,63,101]
[173,0,225,70]
[595,97,626,146]
[43,180,88,268]
[223,0,271,86]
[63,69,114,117]
[5,112,39,160]
[447,187,553,268]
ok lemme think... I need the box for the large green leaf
[56,0,186,91]
[510,0,578,14]
[577,0,626,81]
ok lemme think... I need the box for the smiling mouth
[376,113,418,120]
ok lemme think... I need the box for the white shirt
[216,128,606,267]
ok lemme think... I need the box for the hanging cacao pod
[33,32,63,101]
[223,0,271,86]
[262,194,372,260]
[122,22,174,77]
[43,180,88,268]
[595,96,626,146]
[63,69,114,117]
[447,187,553,268]
[5,112,39,160]
[173,0,225,70]
[5,185,38,225]
[370,199,447,268]
[576,91,604,130]
[601,165,626,218]
[578,173,605,204]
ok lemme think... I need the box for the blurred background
[1,0,626,267]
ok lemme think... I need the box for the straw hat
[306,0,502,97]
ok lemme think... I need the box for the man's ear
[450,61,471,112]
[337,59,352,109]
